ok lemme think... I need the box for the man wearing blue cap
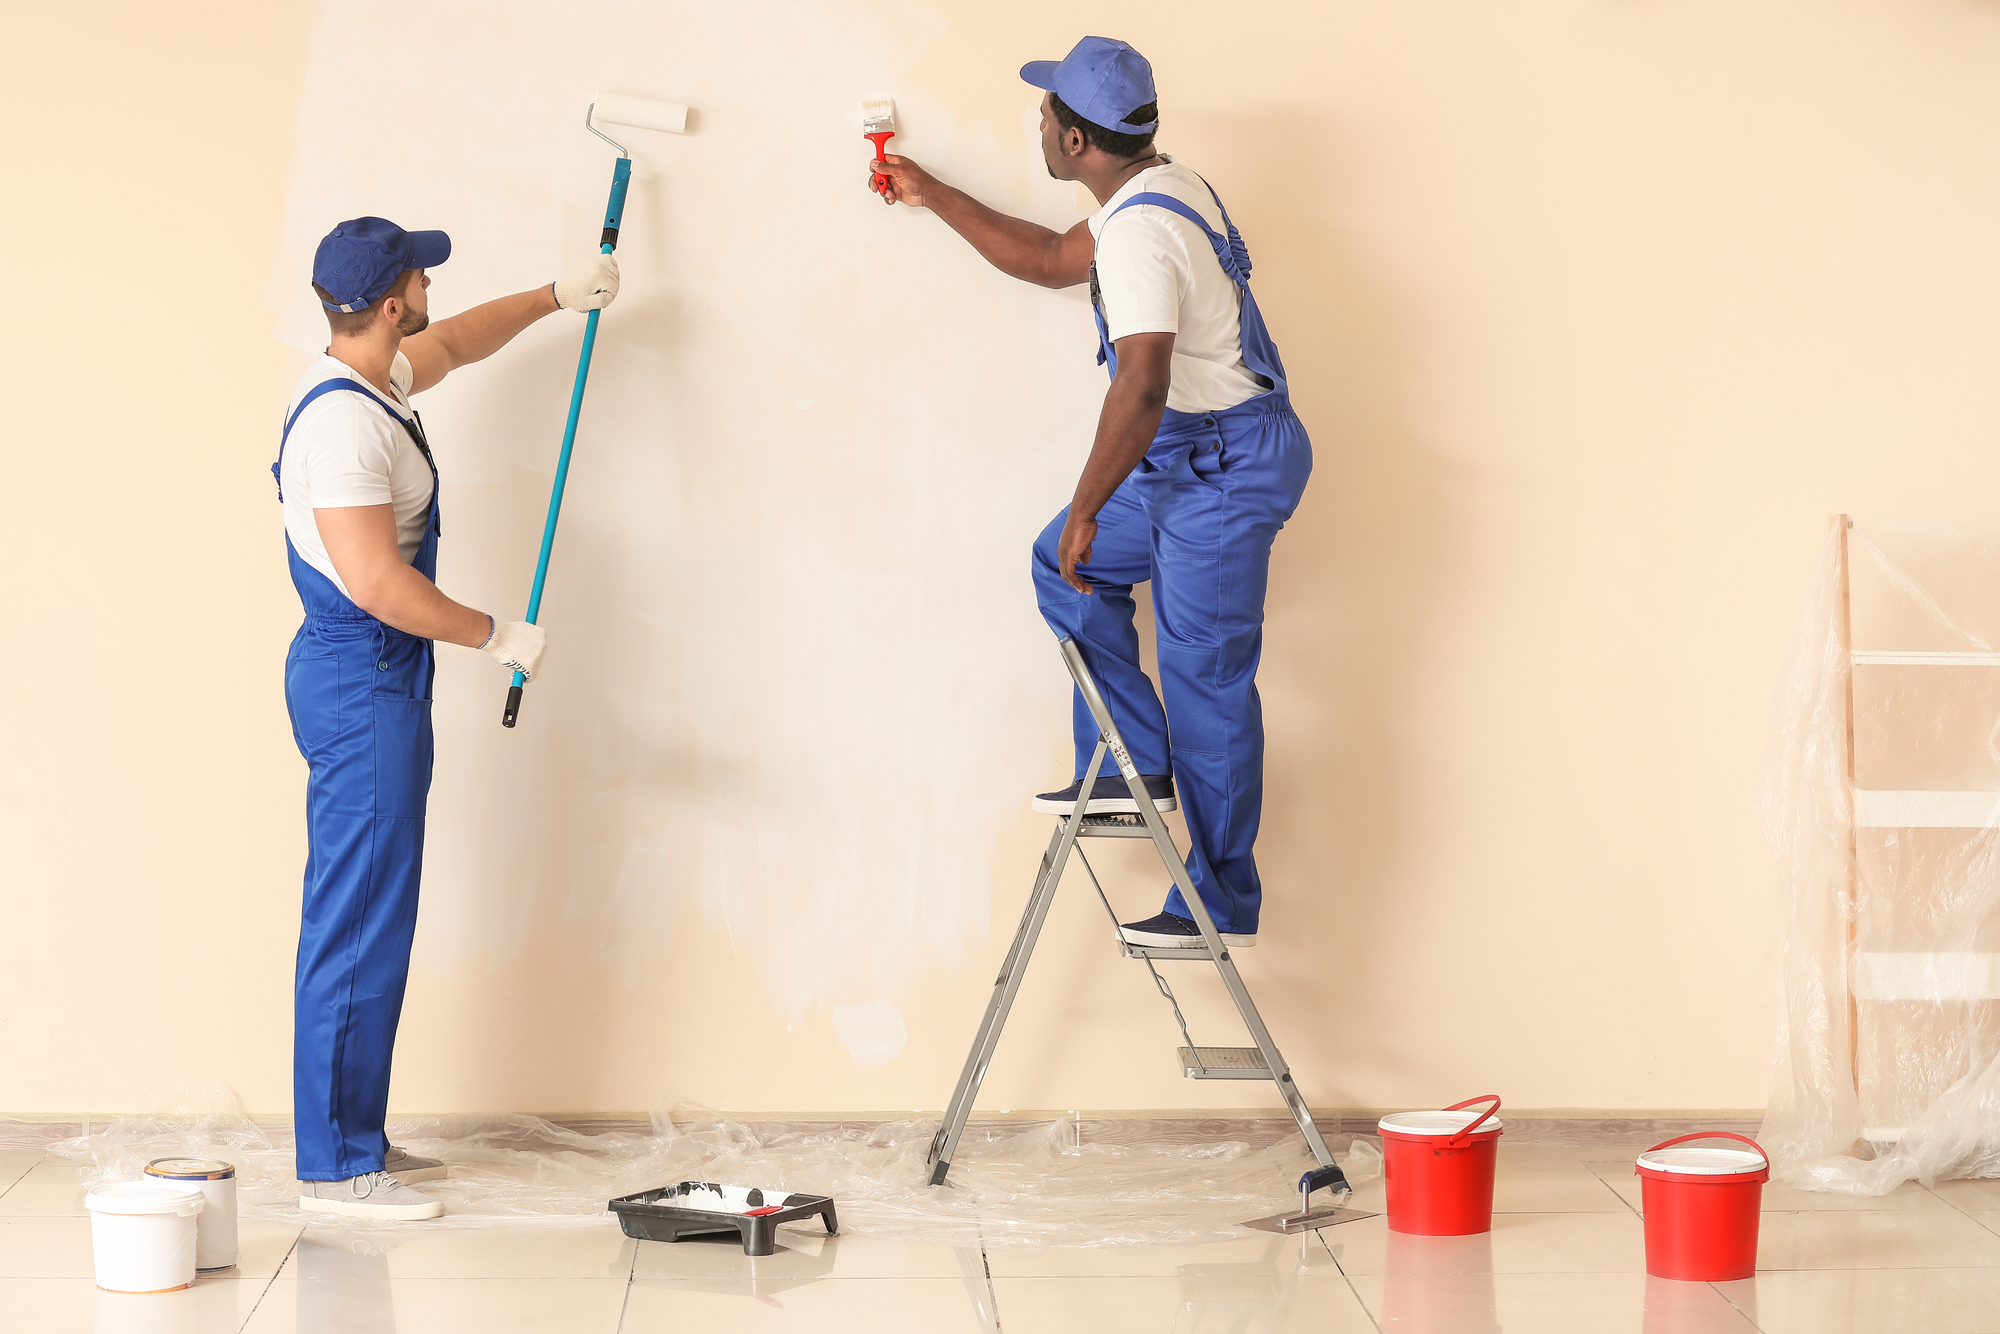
[275,217,620,1219]
[873,38,1311,951]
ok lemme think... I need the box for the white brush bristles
[859,96,897,133]
[593,93,690,135]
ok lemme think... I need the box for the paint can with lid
[143,1159,238,1272]
[83,1182,203,1293]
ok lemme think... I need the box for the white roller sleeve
[593,93,689,134]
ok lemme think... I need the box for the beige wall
[8,0,2000,1122]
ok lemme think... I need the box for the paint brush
[861,96,897,202]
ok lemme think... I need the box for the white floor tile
[1756,1208,2000,1270]
[0,1216,96,1278]
[1324,1212,1651,1276]
[288,1221,630,1280]
[0,1275,273,1334]
[243,1276,627,1333]
[0,1161,91,1217]
[623,1275,998,1332]
[982,1230,1341,1277]
[1348,1270,1758,1333]
[1714,1266,2000,1333]
[629,1229,975,1282]
[991,1274,1377,1332]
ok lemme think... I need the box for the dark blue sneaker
[1118,910,1256,949]
[1031,773,1176,815]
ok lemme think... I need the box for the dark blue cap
[312,217,451,313]
[1021,36,1158,136]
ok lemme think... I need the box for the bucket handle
[1442,1093,1501,1148]
[1637,1131,1770,1174]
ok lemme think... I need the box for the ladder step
[1122,940,1213,961]
[1178,1046,1273,1080]
[1073,814,1154,839]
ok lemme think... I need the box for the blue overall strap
[272,378,430,501]
[1090,177,1285,389]
[1091,185,1251,370]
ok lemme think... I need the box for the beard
[397,308,429,336]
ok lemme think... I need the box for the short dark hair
[1049,91,1158,160]
[312,270,412,337]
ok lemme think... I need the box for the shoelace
[349,1170,398,1200]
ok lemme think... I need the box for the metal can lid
[144,1157,235,1180]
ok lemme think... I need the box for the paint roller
[503,93,690,729]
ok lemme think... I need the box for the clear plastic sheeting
[51,1087,1382,1245]
[1762,517,2000,1193]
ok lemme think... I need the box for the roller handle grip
[502,682,524,728]
[866,131,895,197]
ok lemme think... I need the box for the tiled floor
[11,1137,2000,1332]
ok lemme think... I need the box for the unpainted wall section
[7,0,2000,1118]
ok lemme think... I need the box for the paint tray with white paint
[609,1181,837,1256]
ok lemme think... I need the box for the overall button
[377,661,390,671]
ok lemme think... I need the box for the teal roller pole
[503,155,632,728]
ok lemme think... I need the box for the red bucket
[1635,1132,1769,1281]
[1379,1094,1503,1236]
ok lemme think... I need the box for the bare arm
[402,286,561,394]
[1056,333,1175,593]
[316,504,491,645]
[872,155,1094,289]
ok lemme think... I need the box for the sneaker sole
[1031,794,1177,815]
[387,1165,448,1185]
[299,1193,444,1221]
[1120,928,1256,949]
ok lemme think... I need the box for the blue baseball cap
[312,216,451,313]
[1020,36,1158,135]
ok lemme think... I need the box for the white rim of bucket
[85,1182,205,1216]
[1378,1110,1503,1137]
[1635,1147,1766,1175]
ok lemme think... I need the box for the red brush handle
[866,131,895,195]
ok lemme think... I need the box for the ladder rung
[1071,814,1154,839]
[1122,940,1213,961]
[1178,1046,1272,1079]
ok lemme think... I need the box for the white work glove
[480,619,547,681]
[553,254,619,311]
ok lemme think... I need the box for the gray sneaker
[300,1171,444,1220]
[384,1146,447,1184]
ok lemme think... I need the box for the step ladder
[925,637,1335,1186]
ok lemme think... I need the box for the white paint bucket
[143,1158,238,1272]
[83,1182,203,1293]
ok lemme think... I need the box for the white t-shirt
[1088,158,1267,414]
[279,352,434,597]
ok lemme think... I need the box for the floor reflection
[1172,1232,1337,1332]
[294,1230,403,1334]
[1380,1231,1501,1333]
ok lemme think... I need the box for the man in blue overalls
[872,38,1310,950]
[276,218,620,1218]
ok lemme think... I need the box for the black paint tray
[609,1181,839,1257]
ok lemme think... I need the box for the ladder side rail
[926,734,1112,1184]
[926,818,1067,1171]
[1056,637,1336,1170]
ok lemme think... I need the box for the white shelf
[1855,791,2000,828]
[1854,651,2000,666]
[1853,952,2000,1001]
